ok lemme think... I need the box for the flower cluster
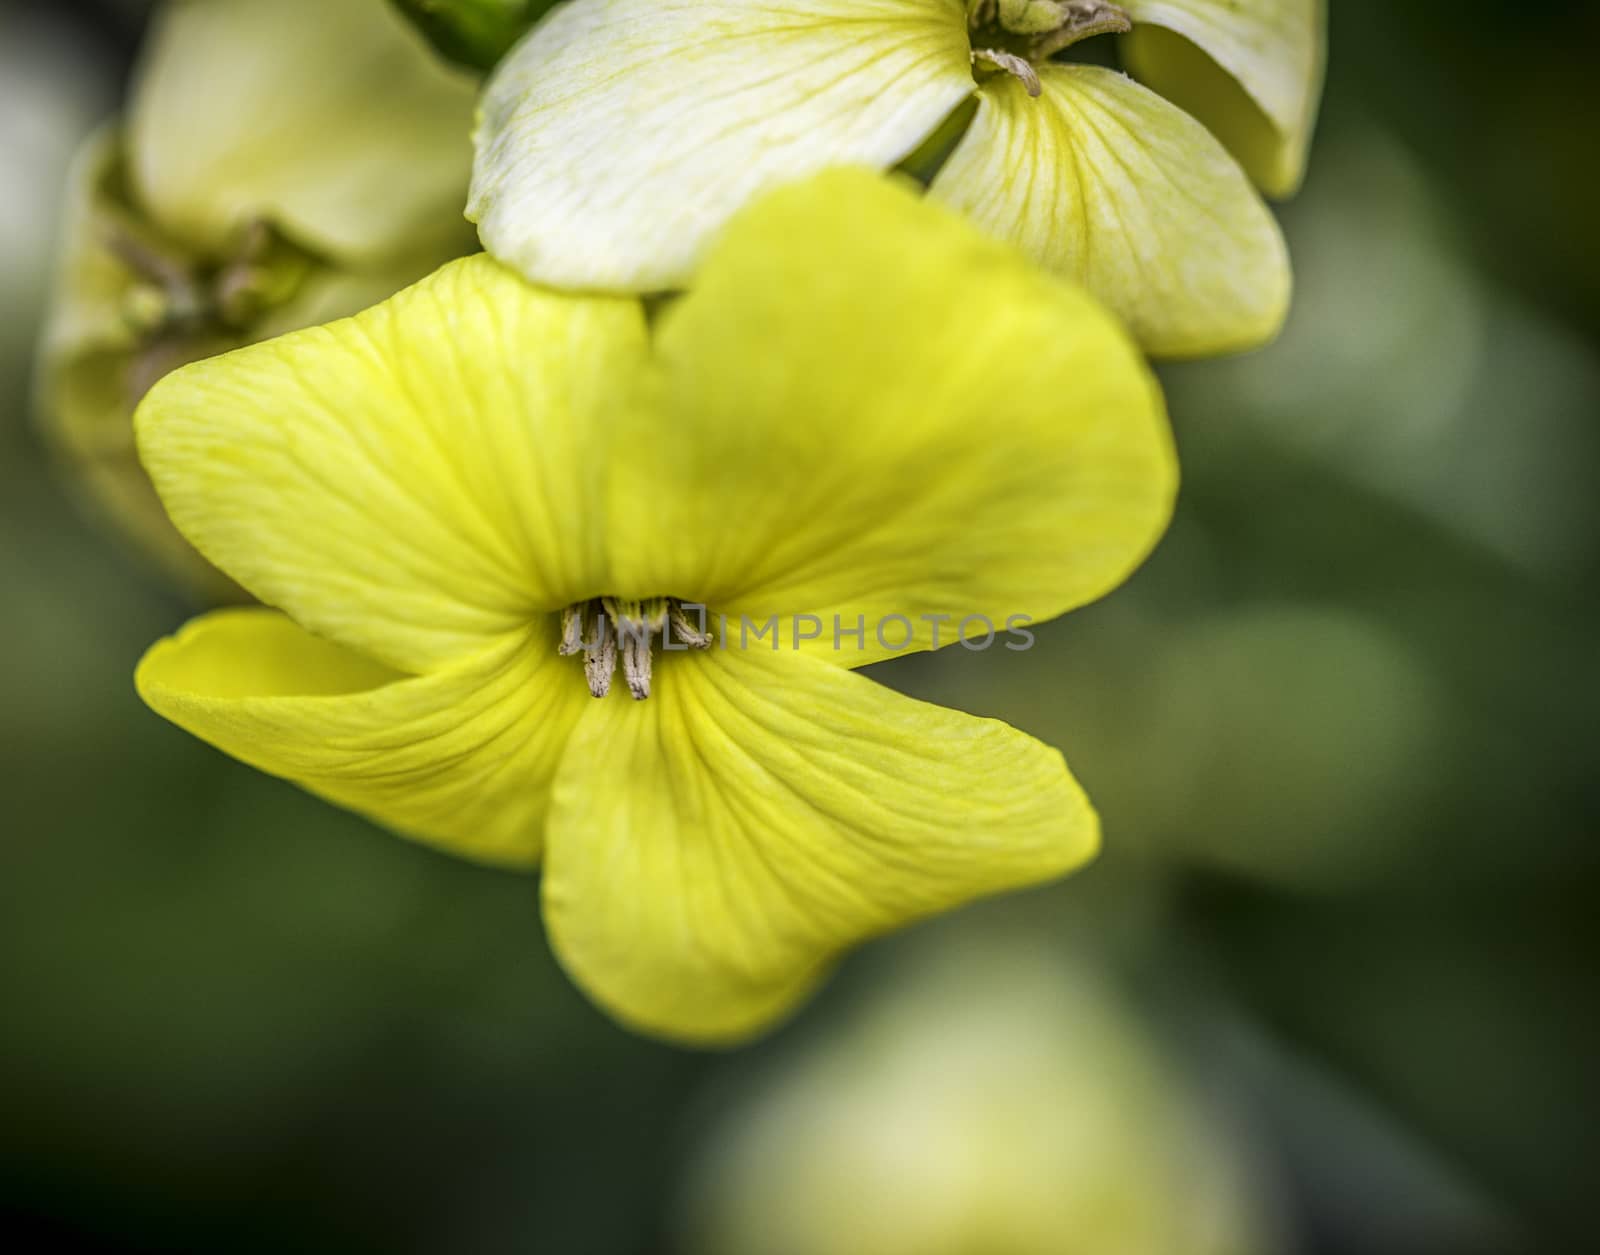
[40,0,1325,1042]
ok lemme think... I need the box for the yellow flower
[469,0,1324,355]
[36,0,478,597]
[133,172,1176,1044]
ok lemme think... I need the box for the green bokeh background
[2,2,1596,1251]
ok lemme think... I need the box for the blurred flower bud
[679,945,1288,1255]
[35,0,478,599]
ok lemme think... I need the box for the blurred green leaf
[389,0,555,70]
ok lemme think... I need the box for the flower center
[966,0,1132,97]
[108,214,317,400]
[112,218,314,338]
[559,597,711,701]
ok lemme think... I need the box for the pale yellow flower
[36,0,478,596]
[681,943,1286,1254]
[470,0,1324,355]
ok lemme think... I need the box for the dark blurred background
[2,1,1596,1252]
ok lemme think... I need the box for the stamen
[603,598,668,701]
[104,224,194,294]
[973,48,1042,97]
[105,216,296,335]
[106,225,207,330]
[669,602,712,650]
[968,0,1132,70]
[212,221,276,329]
[1031,1,1131,59]
[560,597,706,701]
[583,612,616,698]
[620,626,653,700]
[559,603,586,656]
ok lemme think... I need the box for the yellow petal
[541,645,1099,1044]
[1123,0,1325,197]
[135,255,650,672]
[128,0,478,261]
[137,608,588,868]
[929,66,1291,356]
[469,0,975,290]
[606,169,1175,667]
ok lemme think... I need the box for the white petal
[930,66,1290,356]
[128,0,478,260]
[1123,0,1325,196]
[469,0,976,291]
